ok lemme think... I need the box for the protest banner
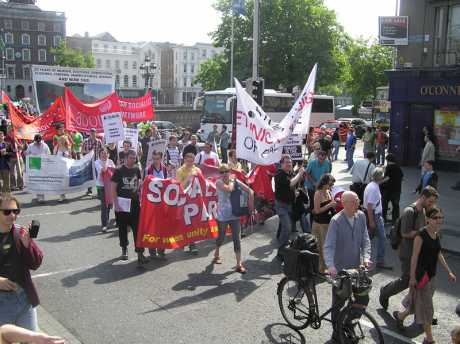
[25,151,95,194]
[65,88,121,133]
[145,139,167,167]
[102,112,124,144]
[9,97,65,141]
[118,128,139,152]
[282,134,303,161]
[137,173,219,249]
[119,92,155,122]
[235,64,316,165]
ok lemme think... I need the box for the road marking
[32,265,98,279]
[361,319,421,344]
[22,210,73,218]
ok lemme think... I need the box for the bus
[194,88,334,141]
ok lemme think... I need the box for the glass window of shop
[434,107,460,161]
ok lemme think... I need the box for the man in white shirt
[363,167,391,269]
[350,152,375,201]
[195,142,219,167]
[25,134,51,203]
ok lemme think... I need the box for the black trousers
[115,201,144,253]
[382,191,400,223]
[380,256,411,300]
[331,286,369,331]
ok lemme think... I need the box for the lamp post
[140,55,157,102]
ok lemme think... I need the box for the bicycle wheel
[337,307,384,343]
[277,277,314,330]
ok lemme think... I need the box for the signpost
[379,16,409,46]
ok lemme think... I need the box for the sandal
[422,339,436,344]
[212,257,222,264]
[236,265,247,274]
[393,311,405,331]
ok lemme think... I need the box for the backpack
[390,205,417,250]
[230,181,250,216]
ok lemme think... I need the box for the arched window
[21,33,30,45]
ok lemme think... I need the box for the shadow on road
[263,323,306,344]
[41,225,101,242]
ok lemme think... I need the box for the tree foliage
[345,39,393,106]
[51,42,95,68]
[194,53,229,91]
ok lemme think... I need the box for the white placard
[146,139,167,167]
[102,112,124,144]
[118,128,139,152]
[116,197,131,212]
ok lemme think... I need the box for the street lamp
[139,55,157,101]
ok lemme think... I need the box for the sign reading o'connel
[420,85,460,97]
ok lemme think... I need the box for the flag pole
[230,14,235,87]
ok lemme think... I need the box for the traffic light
[245,78,264,106]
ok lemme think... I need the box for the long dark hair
[316,173,335,191]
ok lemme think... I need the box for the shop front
[386,69,460,170]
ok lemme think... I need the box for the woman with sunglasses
[393,207,456,344]
[0,195,43,332]
[213,164,254,273]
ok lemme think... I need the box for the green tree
[194,53,229,91]
[51,42,95,68]
[209,0,345,91]
[345,39,392,107]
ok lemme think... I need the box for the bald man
[323,191,371,341]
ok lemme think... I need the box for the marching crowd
[0,117,459,344]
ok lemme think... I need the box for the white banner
[25,151,96,194]
[146,139,167,167]
[235,64,317,165]
[102,112,124,144]
[118,128,139,152]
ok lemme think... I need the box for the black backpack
[390,205,417,250]
[289,233,318,253]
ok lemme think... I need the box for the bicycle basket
[282,247,319,280]
[352,273,373,296]
[336,271,353,299]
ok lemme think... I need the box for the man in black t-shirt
[274,154,305,259]
[182,135,198,158]
[111,149,147,266]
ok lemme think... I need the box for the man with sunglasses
[0,195,43,331]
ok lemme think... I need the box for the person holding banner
[95,149,116,233]
[213,164,254,273]
[140,128,154,170]
[111,150,148,265]
[71,131,83,160]
[82,128,103,196]
[0,132,12,194]
[25,135,50,203]
[195,142,219,167]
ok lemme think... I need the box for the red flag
[247,164,276,202]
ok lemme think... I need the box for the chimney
[84,32,89,38]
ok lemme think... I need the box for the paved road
[12,149,460,344]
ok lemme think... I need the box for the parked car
[152,120,177,132]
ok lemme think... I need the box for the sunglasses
[0,209,20,216]
[431,216,444,220]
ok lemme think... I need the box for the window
[132,75,137,88]
[202,49,207,58]
[183,64,187,73]
[191,52,195,61]
[115,60,120,69]
[113,46,118,52]
[38,49,47,62]
[22,49,31,61]
[115,75,120,87]
[53,35,61,47]
[183,51,187,60]
[53,23,61,32]
[132,61,137,69]
[38,35,46,46]
[122,46,127,51]
[104,44,108,52]
[152,53,155,60]
[5,33,13,44]
[183,78,187,87]
[123,75,129,88]
[37,22,45,32]
[447,5,460,65]
[6,65,15,79]
[94,43,99,49]
[21,33,30,45]
[4,20,12,30]
[191,64,195,73]
[5,48,14,61]
[96,59,102,68]
[23,66,31,80]
[105,60,111,69]
[21,21,29,30]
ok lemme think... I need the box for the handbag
[416,271,430,289]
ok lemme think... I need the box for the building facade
[0,0,66,100]
[388,0,460,169]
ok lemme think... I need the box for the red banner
[137,173,219,249]
[65,88,121,133]
[119,92,155,122]
[9,97,65,141]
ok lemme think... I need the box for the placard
[102,112,124,144]
[146,139,167,167]
[118,128,139,152]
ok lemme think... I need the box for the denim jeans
[216,219,241,252]
[332,140,340,161]
[97,187,111,227]
[346,147,355,170]
[376,144,386,165]
[300,213,311,233]
[0,288,38,331]
[275,200,293,248]
[374,213,386,264]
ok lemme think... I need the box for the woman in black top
[394,207,456,344]
[381,153,404,224]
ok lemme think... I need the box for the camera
[29,220,40,239]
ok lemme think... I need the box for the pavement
[9,143,460,344]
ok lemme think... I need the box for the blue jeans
[376,144,386,165]
[0,288,38,331]
[275,200,293,248]
[346,147,355,169]
[375,214,386,264]
[97,187,111,227]
[332,140,340,161]
[216,219,241,252]
[300,213,311,233]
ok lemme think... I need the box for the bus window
[202,95,232,124]
[312,98,334,113]
[263,96,294,112]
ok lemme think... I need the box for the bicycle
[277,248,384,343]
